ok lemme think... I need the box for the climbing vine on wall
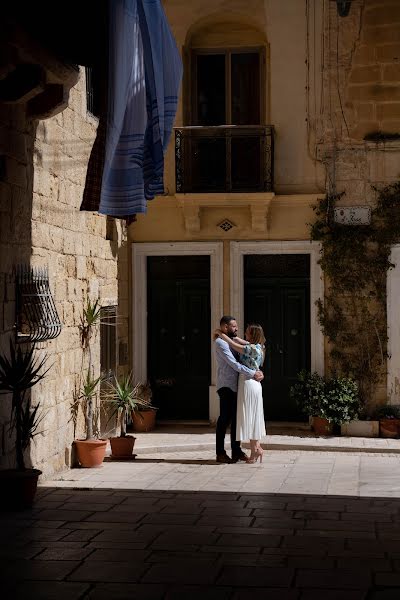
[310,182,400,412]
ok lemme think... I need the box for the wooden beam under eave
[0,63,45,103]
[27,84,69,120]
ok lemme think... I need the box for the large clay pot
[131,408,157,432]
[379,419,399,438]
[74,439,107,467]
[0,468,42,509]
[110,435,136,458]
[312,416,333,436]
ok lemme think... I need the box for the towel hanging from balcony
[81,0,182,219]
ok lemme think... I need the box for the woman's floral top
[240,343,264,370]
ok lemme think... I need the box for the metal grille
[85,66,100,118]
[175,125,274,193]
[15,266,62,342]
[100,305,117,380]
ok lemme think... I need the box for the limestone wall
[0,70,128,477]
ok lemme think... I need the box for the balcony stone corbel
[249,196,273,232]
[182,202,201,233]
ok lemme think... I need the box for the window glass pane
[231,53,260,124]
[196,54,226,125]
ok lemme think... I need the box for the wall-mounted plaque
[333,206,371,225]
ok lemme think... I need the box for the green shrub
[290,370,360,425]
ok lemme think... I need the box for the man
[215,315,264,463]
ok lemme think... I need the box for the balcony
[175,125,274,194]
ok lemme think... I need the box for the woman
[214,324,266,463]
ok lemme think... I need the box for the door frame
[132,242,224,421]
[387,245,400,404]
[230,241,324,377]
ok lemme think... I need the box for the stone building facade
[0,59,129,476]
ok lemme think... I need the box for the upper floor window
[191,49,262,126]
[85,66,101,118]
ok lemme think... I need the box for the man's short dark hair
[220,315,236,327]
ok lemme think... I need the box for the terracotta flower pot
[131,408,157,432]
[74,439,107,467]
[110,435,136,458]
[312,416,333,436]
[379,418,399,438]
[0,468,42,509]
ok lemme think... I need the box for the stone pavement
[130,424,400,455]
[2,449,400,599]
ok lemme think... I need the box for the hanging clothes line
[81,0,182,219]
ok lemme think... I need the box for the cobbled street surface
[2,449,400,599]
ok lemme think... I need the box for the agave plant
[0,341,49,470]
[104,374,152,437]
[79,370,102,440]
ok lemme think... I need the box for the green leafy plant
[290,370,360,425]
[103,374,152,437]
[310,182,400,412]
[0,341,49,470]
[79,370,102,440]
[80,298,101,348]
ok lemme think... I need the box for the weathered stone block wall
[0,70,129,477]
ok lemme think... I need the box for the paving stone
[86,511,145,523]
[86,548,150,561]
[305,519,375,532]
[33,547,94,561]
[337,558,392,571]
[293,510,339,520]
[200,545,260,554]
[295,569,370,589]
[61,520,138,530]
[140,513,199,525]
[59,502,115,512]
[86,583,166,599]
[67,560,146,582]
[253,517,304,529]
[300,591,366,600]
[217,565,294,587]
[232,589,299,600]
[202,506,252,516]
[34,510,92,521]
[369,591,400,600]
[217,533,281,548]
[142,562,220,584]
[61,529,102,541]
[165,585,233,599]
[1,581,90,600]
[13,529,70,542]
[197,516,253,527]
[0,559,79,581]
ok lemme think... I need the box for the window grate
[15,266,62,342]
[85,66,100,118]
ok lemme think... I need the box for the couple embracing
[214,315,266,464]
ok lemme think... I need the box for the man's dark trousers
[216,386,241,457]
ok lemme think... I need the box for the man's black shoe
[231,451,248,463]
[216,453,233,464]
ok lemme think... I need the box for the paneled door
[244,254,311,421]
[147,256,211,420]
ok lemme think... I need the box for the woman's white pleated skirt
[236,374,266,441]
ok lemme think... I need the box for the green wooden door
[147,256,211,420]
[244,255,311,421]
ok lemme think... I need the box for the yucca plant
[79,370,102,440]
[0,341,49,470]
[80,298,101,348]
[104,373,152,437]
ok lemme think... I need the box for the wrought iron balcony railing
[175,125,274,194]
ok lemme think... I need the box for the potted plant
[0,341,49,508]
[374,405,400,438]
[74,370,107,467]
[131,381,157,432]
[104,373,152,458]
[290,370,360,435]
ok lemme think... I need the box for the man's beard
[227,331,237,339]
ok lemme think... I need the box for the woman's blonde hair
[246,323,266,346]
